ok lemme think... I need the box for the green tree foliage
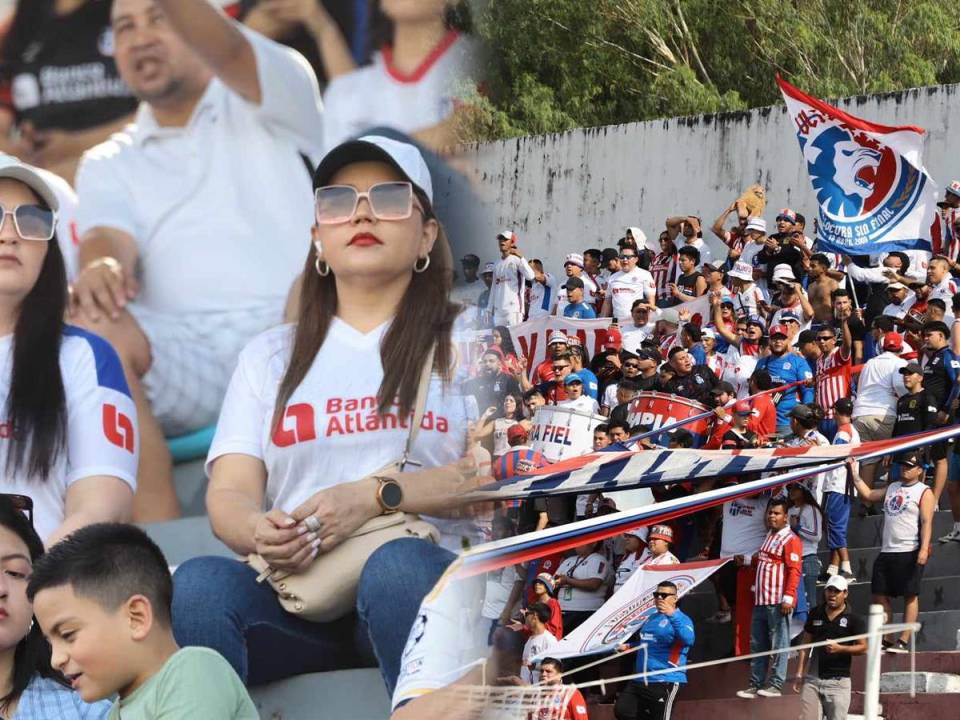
[464,0,960,141]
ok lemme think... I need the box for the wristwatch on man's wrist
[374,476,403,513]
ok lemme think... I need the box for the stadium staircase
[588,508,960,720]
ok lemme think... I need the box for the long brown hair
[273,188,457,429]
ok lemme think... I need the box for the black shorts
[871,551,924,598]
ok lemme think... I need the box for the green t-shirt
[107,647,257,720]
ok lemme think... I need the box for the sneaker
[816,571,831,584]
[839,570,856,581]
[736,687,759,699]
[938,528,960,543]
[885,639,909,654]
[757,687,782,698]
[706,610,731,624]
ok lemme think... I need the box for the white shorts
[129,303,282,436]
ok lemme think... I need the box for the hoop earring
[414,255,430,273]
[315,254,330,277]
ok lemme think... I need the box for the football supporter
[806,254,840,323]
[794,576,867,720]
[919,320,959,506]
[561,277,597,319]
[602,245,655,322]
[720,492,771,653]
[171,137,479,690]
[0,497,113,718]
[493,424,548,482]
[783,405,829,502]
[747,370,778,440]
[451,253,483,308]
[536,658,589,720]
[849,454,934,653]
[614,580,694,720]
[0,1,137,183]
[594,425,612,450]
[613,526,650,593]
[719,400,761,450]
[650,230,679,308]
[319,0,475,153]
[554,542,609,633]
[821,398,859,581]
[814,315,853,437]
[529,258,560,319]
[755,324,814,434]
[666,214,712,268]
[667,246,706,303]
[70,0,325,521]
[927,256,958,306]
[30,524,257,718]
[656,347,719,406]
[620,299,659,352]
[569,345,600,400]
[475,392,524,460]
[515,603,561,685]
[710,294,763,397]
[556,253,599,315]
[0,156,136,543]
[559,375,600,414]
[736,497,802,699]
[787,483,823,613]
[727,260,767,319]
[466,348,521,410]
[487,230,535,325]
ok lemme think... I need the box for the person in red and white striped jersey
[736,497,802,700]
[814,308,853,438]
[650,231,679,307]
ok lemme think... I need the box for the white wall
[465,83,960,267]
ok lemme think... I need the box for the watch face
[381,480,403,510]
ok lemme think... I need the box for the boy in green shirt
[28,523,258,719]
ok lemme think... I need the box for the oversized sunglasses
[0,204,56,241]
[314,181,420,225]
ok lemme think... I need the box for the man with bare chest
[807,254,839,324]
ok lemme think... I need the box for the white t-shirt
[607,267,655,322]
[322,31,475,153]
[529,273,560,319]
[558,395,600,415]
[0,328,138,540]
[555,553,608,612]
[522,631,560,684]
[732,283,767,319]
[207,321,473,544]
[492,417,514,457]
[621,322,656,354]
[788,504,822,557]
[722,344,758,399]
[720,495,770,562]
[822,424,860,494]
[852,352,908,417]
[393,560,488,711]
[76,29,323,315]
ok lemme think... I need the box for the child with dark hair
[28,523,256,718]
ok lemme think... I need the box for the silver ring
[304,515,322,533]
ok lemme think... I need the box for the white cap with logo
[0,154,60,212]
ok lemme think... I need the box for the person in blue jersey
[0,155,137,544]
[562,277,597,319]
[919,320,960,538]
[614,580,694,720]
[569,344,600,400]
[756,323,814,435]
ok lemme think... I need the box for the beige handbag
[248,347,440,623]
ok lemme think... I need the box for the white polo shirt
[607,266,655,322]
[75,29,323,315]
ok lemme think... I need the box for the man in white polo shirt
[68,0,324,520]
[601,244,655,322]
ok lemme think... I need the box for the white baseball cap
[0,154,60,212]
[548,330,568,345]
[745,217,766,233]
[564,253,584,267]
[497,230,518,243]
[624,525,649,540]
[728,261,754,281]
[946,180,960,198]
[482,262,495,274]
[772,263,797,284]
[312,135,433,202]
[825,575,849,592]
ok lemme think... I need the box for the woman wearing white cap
[172,136,478,693]
[0,155,137,543]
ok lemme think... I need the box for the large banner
[507,294,712,378]
[542,558,729,659]
[778,75,937,255]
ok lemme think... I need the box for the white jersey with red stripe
[650,252,678,303]
[929,275,958,305]
[488,254,535,320]
[815,346,852,418]
[753,526,803,607]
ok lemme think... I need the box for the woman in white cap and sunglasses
[0,155,137,545]
[171,136,479,696]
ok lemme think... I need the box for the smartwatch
[374,477,403,513]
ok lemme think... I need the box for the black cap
[899,362,923,376]
[789,404,814,421]
[461,254,480,265]
[922,320,950,337]
[833,397,854,416]
[602,248,620,263]
[897,452,923,468]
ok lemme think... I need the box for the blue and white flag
[778,75,937,255]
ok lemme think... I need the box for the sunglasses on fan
[314,181,422,225]
[0,204,56,241]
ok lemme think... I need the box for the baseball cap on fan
[729,261,754,281]
[0,154,60,213]
[497,230,518,244]
[946,180,960,198]
[745,217,766,233]
[312,135,433,202]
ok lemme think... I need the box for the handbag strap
[397,343,436,472]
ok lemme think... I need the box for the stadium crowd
[463,183,960,715]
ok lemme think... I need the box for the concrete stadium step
[681,575,960,620]
[250,669,389,720]
[142,516,234,568]
[815,541,960,580]
[880,671,960,693]
[844,510,957,550]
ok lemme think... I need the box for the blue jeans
[171,538,454,693]
[749,604,792,691]
[802,554,821,611]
